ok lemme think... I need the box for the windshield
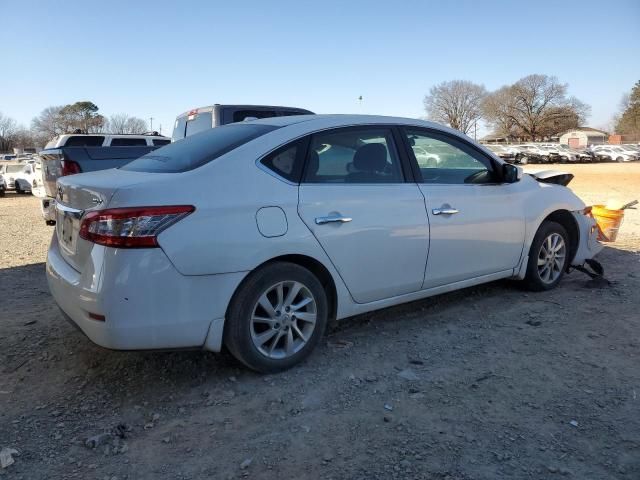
[123,123,278,173]
[6,165,24,173]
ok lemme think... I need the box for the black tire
[0,188,5,197]
[15,183,22,194]
[523,221,570,292]
[224,262,329,373]
[616,156,624,163]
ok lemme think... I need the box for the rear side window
[232,110,278,123]
[110,138,147,146]
[172,116,187,141]
[122,123,278,173]
[260,140,307,182]
[153,139,171,146]
[64,136,105,147]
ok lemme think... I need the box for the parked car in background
[517,145,549,163]
[592,146,637,162]
[0,162,28,191]
[47,114,603,372]
[172,104,314,141]
[37,136,168,225]
[13,161,42,194]
[0,173,6,196]
[44,133,170,149]
[1,154,17,161]
[485,145,518,163]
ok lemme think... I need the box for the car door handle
[432,207,459,215]
[315,215,353,225]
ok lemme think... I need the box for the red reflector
[79,205,195,248]
[88,312,105,321]
[61,160,82,176]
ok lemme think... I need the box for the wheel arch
[540,209,580,266]
[226,253,339,323]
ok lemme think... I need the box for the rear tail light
[61,160,82,176]
[79,205,195,248]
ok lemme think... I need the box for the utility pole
[150,117,154,132]
[474,121,477,141]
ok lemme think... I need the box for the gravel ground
[1,164,639,479]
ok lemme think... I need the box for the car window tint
[260,142,304,182]
[153,139,171,146]
[64,136,105,147]
[110,138,147,146]
[404,129,495,184]
[304,128,403,184]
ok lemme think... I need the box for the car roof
[248,113,460,133]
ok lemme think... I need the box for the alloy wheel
[537,233,566,284]
[250,281,317,359]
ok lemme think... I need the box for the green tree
[615,81,640,135]
[59,101,105,133]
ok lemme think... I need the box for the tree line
[424,74,591,140]
[0,101,149,152]
[425,75,640,141]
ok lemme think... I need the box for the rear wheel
[224,262,328,373]
[616,156,624,163]
[523,221,570,291]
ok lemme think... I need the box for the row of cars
[0,156,42,196]
[485,143,640,164]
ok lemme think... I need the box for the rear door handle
[432,207,459,215]
[315,215,352,225]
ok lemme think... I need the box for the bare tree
[483,74,589,141]
[424,80,487,135]
[107,114,148,134]
[0,112,19,151]
[31,106,66,140]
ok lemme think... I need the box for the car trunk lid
[54,170,153,272]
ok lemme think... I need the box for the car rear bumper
[46,234,246,351]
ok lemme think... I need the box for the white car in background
[592,146,637,162]
[1,163,28,191]
[0,173,6,196]
[47,115,603,372]
[13,162,42,194]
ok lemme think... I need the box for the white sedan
[47,115,603,372]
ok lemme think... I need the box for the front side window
[404,129,496,184]
[303,128,403,184]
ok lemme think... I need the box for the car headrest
[353,143,387,172]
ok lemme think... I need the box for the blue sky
[1,0,639,137]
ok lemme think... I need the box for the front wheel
[523,221,570,291]
[224,262,328,373]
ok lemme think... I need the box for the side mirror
[503,163,523,183]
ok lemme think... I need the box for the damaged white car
[47,115,603,372]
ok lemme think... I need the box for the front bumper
[46,234,246,351]
[571,211,604,265]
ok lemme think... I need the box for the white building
[559,127,608,148]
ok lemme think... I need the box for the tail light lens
[61,160,82,176]
[79,205,195,248]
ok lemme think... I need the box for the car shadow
[0,244,637,396]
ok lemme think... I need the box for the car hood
[527,170,574,186]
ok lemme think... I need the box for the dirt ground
[1,163,639,480]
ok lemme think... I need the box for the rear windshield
[121,123,278,173]
[186,112,213,137]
